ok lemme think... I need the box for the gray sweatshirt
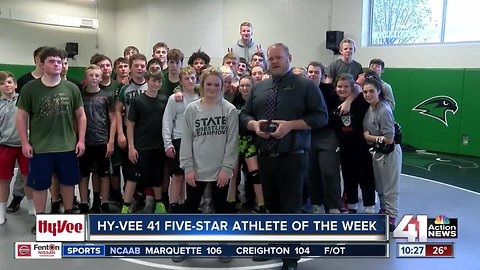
[381,80,395,110]
[363,100,395,142]
[180,98,239,182]
[0,94,21,147]
[162,90,199,150]
[232,39,257,62]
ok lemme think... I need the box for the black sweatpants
[185,181,229,213]
[308,129,343,210]
[340,147,376,207]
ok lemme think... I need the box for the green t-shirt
[16,79,83,153]
[100,80,120,93]
[159,69,180,97]
[99,80,123,101]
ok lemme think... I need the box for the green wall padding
[383,68,478,157]
[458,69,480,157]
[0,64,85,82]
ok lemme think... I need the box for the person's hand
[230,82,239,93]
[270,120,292,139]
[185,171,197,187]
[338,101,351,115]
[256,44,263,54]
[356,73,365,86]
[216,170,230,188]
[128,147,139,164]
[227,48,233,54]
[105,142,114,158]
[22,143,33,158]
[121,77,129,85]
[76,141,85,157]
[117,134,127,149]
[254,120,271,139]
[165,147,176,159]
[225,83,236,95]
[174,91,184,102]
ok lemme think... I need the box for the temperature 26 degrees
[425,243,454,257]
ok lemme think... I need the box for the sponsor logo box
[15,242,62,259]
[36,214,86,242]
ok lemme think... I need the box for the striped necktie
[265,78,280,150]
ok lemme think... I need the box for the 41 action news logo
[393,214,458,242]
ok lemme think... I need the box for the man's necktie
[265,79,279,151]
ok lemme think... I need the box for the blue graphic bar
[62,244,105,257]
[88,214,387,242]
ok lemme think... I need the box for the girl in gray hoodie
[180,68,239,213]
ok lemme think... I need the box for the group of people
[0,21,402,270]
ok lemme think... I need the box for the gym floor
[1,150,479,270]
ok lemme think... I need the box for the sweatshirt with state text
[180,98,239,182]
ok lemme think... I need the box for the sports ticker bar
[61,243,389,258]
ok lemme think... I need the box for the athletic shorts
[127,149,164,187]
[0,145,29,179]
[79,144,110,177]
[239,135,257,158]
[28,151,81,190]
[166,139,184,176]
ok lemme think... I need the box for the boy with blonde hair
[162,67,200,212]
[230,22,262,62]
[325,38,363,83]
[78,65,116,213]
[219,66,235,103]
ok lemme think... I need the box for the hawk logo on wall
[412,96,458,127]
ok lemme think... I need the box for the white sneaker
[142,196,155,213]
[203,203,213,214]
[145,196,155,206]
[0,203,6,225]
[364,206,375,214]
[200,199,213,213]
[312,204,325,214]
[329,208,340,214]
[28,200,36,216]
